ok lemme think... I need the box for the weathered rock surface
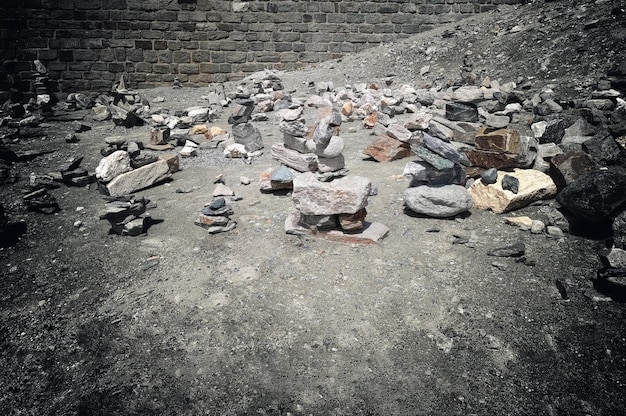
[404,185,473,218]
[95,150,132,183]
[469,168,557,214]
[106,160,171,197]
[292,172,371,215]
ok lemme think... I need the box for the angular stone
[556,170,626,222]
[106,159,171,197]
[271,143,318,172]
[504,216,534,228]
[338,208,367,231]
[549,150,597,191]
[232,122,264,152]
[279,120,309,137]
[110,104,140,127]
[466,149,520,169]
[363,134,411,162]
[292,172,371,215]
[277,107,303,122]
[469,168,557,214]
[428,119,455,141]
[195,214,231,228]
[582,134,625,166]
[422,132,467,165]
[99,200,147,220]
[404,185,473,218]
[318,154,346,173]
[159,154,180,173]
[224,143,247,158]
[341,101,354,116]
[95,150,132,183]
[299,213,338,231]
[285,211,388,244]
[481,168,498,184]
[403,160,466,187]
[150,127,170,145]
[213,183,234,197]
[502,174,520,194]
[475,128,521,153]
[259,167,294,192]
[446,102,479,122]
[385,124,413,142]
[531,119,566,144]
[613,210,626,250]
[452,86,484,102]
[413,146,454,170]
[312,117,334,147]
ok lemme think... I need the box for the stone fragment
[531,119,565,144]
[469,169,557,214]
[501,174,520,194]
[159,154,180,173]
[385,124,413,142]
[487,242,525,257]
[95,150,132,183]
[285,212,388,244]
[403,160,466,187]
[292,172,371,215]
[413,146,454,170]
[277,107,303,121]
[556,170,626,223]
[341,102,354,116]
[422,132,467,165]
[504,216,534,228]
[445,102,479,122]
[223,143,247,158]
[363,135,411,162]
[549,150,597,191]
[481,168,498,184]
[106,159,171,197]
[474,128,521,153]
[232,122,264,152]
[452,86,483,102]
[150,127,170,145]
[310,135,344,158]
[213,183,234,197]
[271,143,318,172]
[582,134,625,166]
[110,104,140,127]
[613,211,626,250]
[195,214,231,228]
[403,185,473,218]
[530,220,545,234]
[338,208,367,231]
[317,155,346,173]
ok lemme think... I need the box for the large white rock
[95,150,132,183]
[403,185,473,218]
[106,159,171,197]
[468,168,557,214]
[292,172,371,215]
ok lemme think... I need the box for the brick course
[0,0,523,98]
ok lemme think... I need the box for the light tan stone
[468,168,556,214]
[106,160,172,197]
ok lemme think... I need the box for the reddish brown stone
[338,208,367,231]
[363,112,378,128]
[466,149,519,169]
[363,134,411,162]
[474,128,521,153]
[150,127,170,145]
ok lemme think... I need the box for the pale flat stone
[292,172,371,215]
[285,211,388,244]
[468,168,557,214]
[504,216,534,228]
[271,143,318,172]
[95,150,132,183]
[106,160,172,197]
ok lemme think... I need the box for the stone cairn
[268,102,388,244]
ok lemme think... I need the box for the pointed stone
[468,168,557,214]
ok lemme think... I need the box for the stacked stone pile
[98,196,157,236]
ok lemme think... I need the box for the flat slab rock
[285,211,389,244]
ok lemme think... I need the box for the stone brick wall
[0,0,524,99]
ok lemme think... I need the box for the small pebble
[73,220,83,228]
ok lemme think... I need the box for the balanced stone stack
[195,196,236,234]
[402,132,473,218]
[99,196,155,236]
[285,172,389,244]
[272,107,347,177]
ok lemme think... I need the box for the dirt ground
[2,1,626,415]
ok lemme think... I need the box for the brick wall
[0,0,524,99]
